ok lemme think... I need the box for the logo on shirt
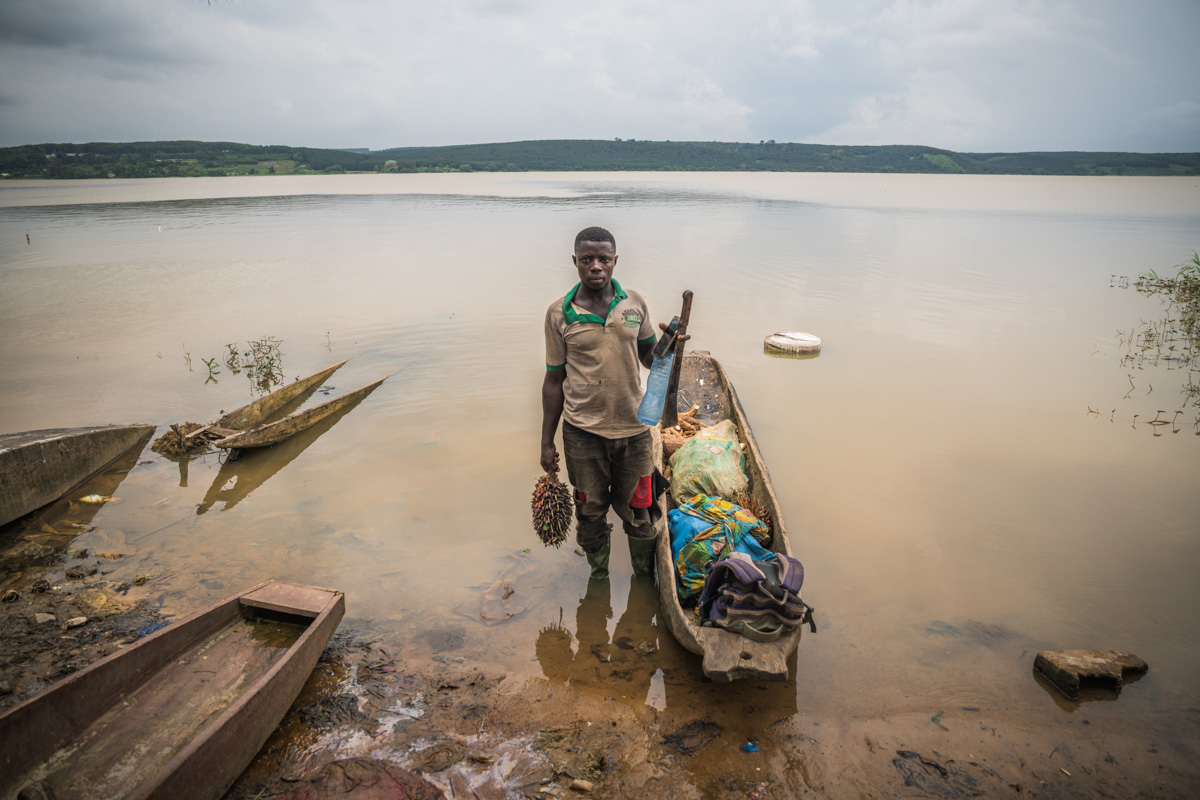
[621,310,642,328]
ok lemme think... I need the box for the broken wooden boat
[0,580,345,800]
[653,351,806,682]
[0,424,155,527]
[181,360,347,447]
[213,376,386,450]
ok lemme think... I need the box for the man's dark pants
[562,421,656,554]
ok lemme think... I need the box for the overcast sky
[1,0,1197,153]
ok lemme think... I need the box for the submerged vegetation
[1105,253,1200,434]
[2,139,1198,179]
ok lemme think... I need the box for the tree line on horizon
[1,138,1196,179]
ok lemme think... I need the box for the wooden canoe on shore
[213,377,386,450]
[652,351,804,682]
[0,580,344,800]
[0,424,156,527]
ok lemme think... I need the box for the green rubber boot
[628,536,658,580]
[586,543,611,580]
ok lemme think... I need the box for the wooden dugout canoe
[181,360,346,445]
[653,351,804,682]
[0,424,156,528]
[0,580,345,800]
[212,377,386,450]
[216,360,346,432]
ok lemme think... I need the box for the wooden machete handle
[661,290,693,429]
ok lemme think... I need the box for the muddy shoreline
[1,446,1194,798]
[3,574,1197,800]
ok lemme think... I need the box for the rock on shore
[1034,649,1148,699]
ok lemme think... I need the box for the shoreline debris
[1034,649,1149,699]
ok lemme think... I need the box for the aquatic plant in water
[215,337,285,395]
[1110,252,1200,432]
[243,336,285,394]
[201,357,220,385]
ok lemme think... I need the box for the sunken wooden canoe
[181,360,347,444]
[653,351,804,682]
[0,580,345,800]
[0,424,156,527]
[213,377,386,450]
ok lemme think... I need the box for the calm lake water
[2,173,1199,766]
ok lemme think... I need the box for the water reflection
[536,578,659,703]
[196,391,372,514]
[534,575,800,719]
[0,432,153,589]
[1032,668,1147,712]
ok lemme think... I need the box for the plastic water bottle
[637,316,680,425]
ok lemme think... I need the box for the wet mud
[222,622,1198,800]
[0,447,171,708]
[0,575,166,708]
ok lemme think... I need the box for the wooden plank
[182,423,216,441]
[240,581,339,618]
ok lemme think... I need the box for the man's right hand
[540,442,560,474]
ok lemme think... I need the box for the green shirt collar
[563,278,627,325]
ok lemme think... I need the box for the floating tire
[764,331,821,356]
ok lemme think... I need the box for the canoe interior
[20,614,304,799]
[654,351,802,682]
[0,581,343,800]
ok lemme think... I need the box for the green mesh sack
[668,419,749,505]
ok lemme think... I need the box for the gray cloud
[0,0,1196,152]
[0,0,209,68]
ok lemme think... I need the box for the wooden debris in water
[151,422,209,459]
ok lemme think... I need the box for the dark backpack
[698,552,816,641]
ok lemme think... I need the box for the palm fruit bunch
[532,470,573,548]
[732,490,773,540]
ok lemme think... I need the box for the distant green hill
[0,141,379,179]
[2,138,1197,179]
[374,139,1200,176]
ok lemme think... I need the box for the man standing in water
[541,226,661,580]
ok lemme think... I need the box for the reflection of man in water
[536,577,660,703]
